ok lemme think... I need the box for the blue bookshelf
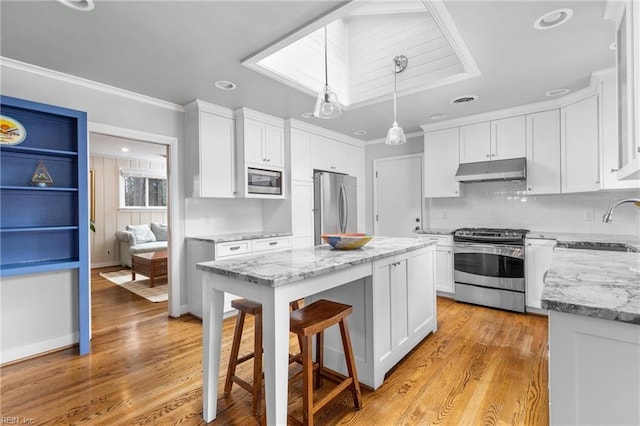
[0,95,90,355]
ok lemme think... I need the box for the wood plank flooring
[0,266,548,425]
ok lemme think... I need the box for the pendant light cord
[324,26,329,87]
[393,58,398,124]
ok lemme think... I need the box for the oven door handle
[454,242,524,259]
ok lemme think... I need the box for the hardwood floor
[0,267,548,425]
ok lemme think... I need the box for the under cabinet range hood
[455,158,526,182]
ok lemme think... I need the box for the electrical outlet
[204,215,210,224]
[106,249,111,255]
[584,210,595,222]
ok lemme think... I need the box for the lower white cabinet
[525,238,555,311]
[419,234,454,294]
[548,310,640,425]
[306,245,436,389]
[187,236,292,318]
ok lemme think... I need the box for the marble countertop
[526,232,640,252]
[197,236,436,288]
[414,228,455,236]
[541,248,640,325]
[186,231,292,243]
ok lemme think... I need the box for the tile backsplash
[428,181,640,237]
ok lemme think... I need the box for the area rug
[99,270,168,303]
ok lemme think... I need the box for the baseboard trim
[1,332,79,365]
[91,261,122,269]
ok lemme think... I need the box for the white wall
[0,59,186,362]
[184,198,264,237]
[429,182,640,236]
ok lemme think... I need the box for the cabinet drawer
[419,234,453,247]
[216,240,251,258]
[252,236,292,253]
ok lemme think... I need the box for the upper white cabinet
[235,108,285,168]
[490,116,527,160]
[613,0,640,180]
[185,100,236,198]
[459,117,526,164]
[459,122,491,163]
[561,95,601,193]
[290,129,312,182]
[526,109,562,194]
[424,128,460,198]
[309,134,364,184]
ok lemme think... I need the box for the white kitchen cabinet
[291,180,314,248]
[490,115,526,160]
[290,128,312,182]
[236,108,285,168]
[525,238,555,311]
[561,95,601,193]
[184,100,236,198]
[595,69,638,189]
[548,310,640,425]
[372,247,436,385]
[612,0,640,180]
[310,135,364,183]
[420,234,454,295]
[526,109,562,194]
[424,128,461,198]
[186,236,292,318]
[459,122,491,163]
[357,186,365,232]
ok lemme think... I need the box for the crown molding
[286,118,366,148]
[1,56,184,113]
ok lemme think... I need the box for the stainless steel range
[453,228,529,312]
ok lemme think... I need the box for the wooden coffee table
[131,250,168,287]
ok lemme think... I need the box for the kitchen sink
[556,242,639,252]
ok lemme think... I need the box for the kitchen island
[197,237,437,424]
[542,247,640,425]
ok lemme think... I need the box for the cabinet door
[459,122,490,163]
[526,110,562,194]
[264,124,285,168]
[424,128,461,197]
[291,129,312,181]
[561,95,601,193]
[291,181,314,247]
[243,118,266,165]
[525,238,555,310]
[491,115,526,160]
[372,256,397,368]
[407,247,435,336]
[435,246,454,293]
[309,134,333,171]
[200,111,236,198]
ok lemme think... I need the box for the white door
[374,154,423,237]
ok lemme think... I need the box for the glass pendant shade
[385,122,406,145]
[314,85,342,119]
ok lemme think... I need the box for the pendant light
[313,26,342,119]
[385,55,408,145]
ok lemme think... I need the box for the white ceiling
[0,1,616,142]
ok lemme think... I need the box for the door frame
[88,122,181,318]
[372,153,424,236]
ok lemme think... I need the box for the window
[120,168,167,209]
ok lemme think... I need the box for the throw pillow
[126,224,156,244]
[150,222,168,241]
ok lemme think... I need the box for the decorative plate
[0,115,27,145]
[321,233,374,250]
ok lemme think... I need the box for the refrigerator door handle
[339,183,348,233]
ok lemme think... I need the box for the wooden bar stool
[223,298,303,415]
[289,299,362,426]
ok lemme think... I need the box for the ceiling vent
[242,1,480,110]
[450,95,478,105]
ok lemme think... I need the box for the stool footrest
[312,377,354,415]
[236,352,256,365]
[231,376,259,396]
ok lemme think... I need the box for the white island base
[198,238,437,424]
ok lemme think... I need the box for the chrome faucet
[602,198,640,223]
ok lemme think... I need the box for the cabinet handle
[611,168,618,173]
[595,180,600,184]
[269,241,277,246]
[454,190,458,194]
[486,154,490,158]
[230,246,240,251]
[528,187,532,191]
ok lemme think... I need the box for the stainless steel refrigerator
[314,171,358,245]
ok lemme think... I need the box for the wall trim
[88,121,182,318]
[1,332,78,365]
[287,118,366,148]
[1,56,184,112]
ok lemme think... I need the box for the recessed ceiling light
[56,0,94,11]
[545,88,570,97]
[214,80,236,91]
[609,42,617,50]
[534,8,573,30]
[120,147,130,153]
[353,130,367,136]
[450,95,478,105]
[430,114,448,120]
[301,112,315,119]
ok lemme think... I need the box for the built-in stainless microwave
[247,167,282,195]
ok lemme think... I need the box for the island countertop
[541,248,640,324]
[196,236,436,288]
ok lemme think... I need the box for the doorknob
[415,218,420,222]
[414,226,420,231]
